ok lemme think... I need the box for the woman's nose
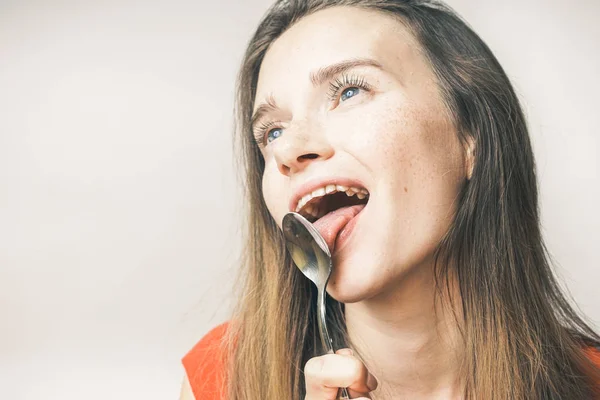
[272,128,334,176]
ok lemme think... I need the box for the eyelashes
[253,72,373,147]
[254,120,281,145]
[326,73,372,102]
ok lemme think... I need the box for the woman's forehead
[254,7,422,107]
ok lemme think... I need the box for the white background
[1,0,598,398]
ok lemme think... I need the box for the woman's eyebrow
[309,57,383,87]
[251,58,383,130]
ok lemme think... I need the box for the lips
[313,203,365,253]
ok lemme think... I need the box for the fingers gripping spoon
[282,212,351,400]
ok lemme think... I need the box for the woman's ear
[464,135,475,181]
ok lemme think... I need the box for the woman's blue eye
[267,128,283,143]
[341,87,360,102]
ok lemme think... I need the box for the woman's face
[253,7,468,303]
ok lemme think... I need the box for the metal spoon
[282,212,350,400]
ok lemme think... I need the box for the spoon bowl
[282,212,331,284]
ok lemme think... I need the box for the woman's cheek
[261,163,286,226]
[346,107,410,165]
[353,93,408,142]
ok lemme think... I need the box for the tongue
[313,204,365,253]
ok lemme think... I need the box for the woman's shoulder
[586,345,600,369]
[182,322,230,399]
[584,345,600,397]
[585,346,600,370]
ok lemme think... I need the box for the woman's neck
[344,262,465,400]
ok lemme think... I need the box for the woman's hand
[304,348,378,399]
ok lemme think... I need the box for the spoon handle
[316,288,334,352]
[317,289,350,399]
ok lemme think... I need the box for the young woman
[180,0,600,398]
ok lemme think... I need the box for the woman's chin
[326,272,380,304]
[326,252,379,303]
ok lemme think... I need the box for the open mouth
[295,184,369,223]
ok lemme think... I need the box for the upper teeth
[295,184,369,213]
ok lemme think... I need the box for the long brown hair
[223,1,600,398]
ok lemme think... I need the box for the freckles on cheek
[370,103,456,192]
[367,106,414,165]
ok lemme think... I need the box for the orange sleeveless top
[182,323,600,399]
[182,323,228,399]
